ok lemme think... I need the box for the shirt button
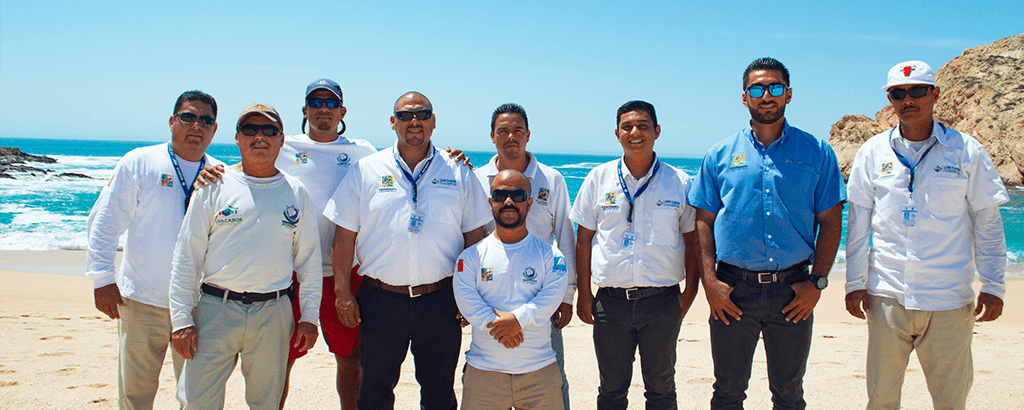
[769,257,774,262]
[766,211,771,216]
[766,189,771,194]
[767,235,772,239]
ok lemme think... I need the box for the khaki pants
[118,298,184,410]
[461,362,563,410]
[866,296,974,410]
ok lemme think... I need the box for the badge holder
[409,211,425,235]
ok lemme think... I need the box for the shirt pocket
[425,188,459,225]
[927,177,968,218]
[651,208,681,246]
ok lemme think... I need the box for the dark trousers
[592,286,682,410]
[356,280,462,410]
[709,265,813,410]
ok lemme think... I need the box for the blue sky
[1,1,1020,157]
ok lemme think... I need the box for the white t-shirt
[277,134,378,276]
[324,143,492,286]
[474,152,577,305]
[169,167,322,331]
[570,157,696,288]
[86,142,222,308]
[454,233,567,374]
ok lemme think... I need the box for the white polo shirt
[277,134,378,276]
[324,143,492,286]
[570,156,696,288]
[474,152,577,305]
[86,142,222,308]
[845,120,1009,311]
[170,167,322,331]
[454,233,567,374]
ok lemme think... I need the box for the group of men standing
[86,56,1008,410]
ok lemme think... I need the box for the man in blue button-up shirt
[687,57,846,410]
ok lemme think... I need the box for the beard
[494,206,525,229]
[749,104,785,125]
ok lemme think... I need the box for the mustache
[250,140,271,148]
[500,205,519,213]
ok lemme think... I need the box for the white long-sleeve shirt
[845,121,1009,310]
[169,167,322,331]
[454,233,567,374]
[475,152,577,305]
[85,142,221,308]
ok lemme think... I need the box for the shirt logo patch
[522,267,537,283]
[553,256,566,273]
[216,205,242,225]
[481,267,493,282]
[934,165,962,175]
[457,259,464,272]
[431,178,457,186]
[879,162,895,180]
[295,152,308,165]
[732,154,746,167]
[602,192,619,210]
[656,200,681,208]
[160,174,173,188]
[282,205,300,229]
[537,188,550,204]
[380,175,397,192]
[785,158,813,167]
[337,153,350,165]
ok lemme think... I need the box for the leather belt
[362,276,449,297]
[201,283,292,305]
[716,261,810,284]
[599,284,679,301]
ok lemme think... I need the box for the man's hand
[678,292,696,321]
[293,322,319,352]
[487,308,523,342]
[456,311,470,327]
[94,283,125,320]
[498,331,524,349]
[553,303,573,329]
[576,293,595,325]
[335,290,361,328]
[975,292,1004,322]
[782,280,820,322]
[172,326,199,360]
[443,146,473,168]
[845,289,870,319]
[704,279,742,325]
[193,164,225,189]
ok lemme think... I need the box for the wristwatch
[807,274,828,290]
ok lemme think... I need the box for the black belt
[599,284,679,301]
[716,261,810,285]
[201,283,292,305]
[362,276,450,297]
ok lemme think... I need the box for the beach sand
[1,250,1022,409]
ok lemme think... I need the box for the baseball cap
[883,61,936,91]
[305,78,343,101]
[236,103,283,132]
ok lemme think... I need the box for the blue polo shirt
[687,121,846,272]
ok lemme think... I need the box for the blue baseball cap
[305,78,343,101]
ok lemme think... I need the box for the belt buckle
[240,292,254,305]
[409,285,422,298]
[625,288,641,300]
[757,272,776,284]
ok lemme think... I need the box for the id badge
[901,203,917,227]
[621,231,637,254]
[408,211,425,234]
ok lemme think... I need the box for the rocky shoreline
[0,147,92,180]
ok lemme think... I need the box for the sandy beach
[1,250,1021,409]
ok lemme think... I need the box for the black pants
[356,280,462,410]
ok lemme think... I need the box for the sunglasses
[491,189,530,203]
[394,109,433,121]
[176,112,216,127]
[237,124,281,137]
[307,98,342,109]
[888,86,932,100]
[746,83,787,98]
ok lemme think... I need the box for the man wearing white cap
[844,61,1009,409]
[170,103,322,409]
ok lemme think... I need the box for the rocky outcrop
[1,147,58,179]
[828,34,1024,186]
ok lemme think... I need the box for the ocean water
[2,137,1021,277]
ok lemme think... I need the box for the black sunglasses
[746,83,787,98]
[394,109,433,121]
[176,112,216,127]
[491,189,530,203]
[307,98,342,109]
[237,124,281,137]
[888,86,932,100]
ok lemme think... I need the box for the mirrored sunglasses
[307,98,342,109]
[746,83,787,98]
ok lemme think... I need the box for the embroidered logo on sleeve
[160,174,173,188]
[282,205,300,228]
[553,256,567,273]
[481,267,493,282]
[296,152,308,165]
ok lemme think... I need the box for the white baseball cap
[882,61,936,91]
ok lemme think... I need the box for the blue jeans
[550,316,570,410]
[709,266,812,410]
[593,286,682,410]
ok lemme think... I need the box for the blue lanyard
[167,143,206,214]
[888,125,941,195]
[617,159,660,224]
[394,147,435,209]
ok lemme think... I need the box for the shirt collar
[619,153,659,183]
[482,151,538,180]
[888,119,950,149]
[391,141,437,174]
[744,120,791,150]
